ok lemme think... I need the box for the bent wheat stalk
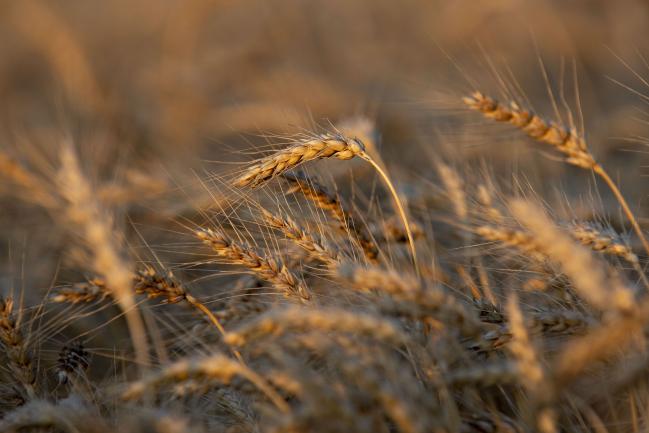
[234,133,419,275]
[464,91,649,259]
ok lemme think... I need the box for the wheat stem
[359,153,419,277]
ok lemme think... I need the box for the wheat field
[3,1,649,432]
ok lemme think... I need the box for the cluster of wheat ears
[2,89,649,433]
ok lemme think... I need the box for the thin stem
[594,164,649,258]
[360,153,420,277]
[186,295,245,364]
[240,368,291,414]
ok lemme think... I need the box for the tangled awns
[6,2,649,433]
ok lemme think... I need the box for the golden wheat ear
[234,133,419,275]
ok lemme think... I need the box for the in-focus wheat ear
[234,133,419,275]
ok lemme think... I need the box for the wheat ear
[196,227,310,301]
[121,353,289,413]
[234,133,419,275]
[506,294,556,433]
[464,91,649,259]
[234,133,365,187]
[133,267,244,363]
[224,306,409,347]
[261,209,339,267]
[51,268,244,363]
[569,221,649,290]
[475,225,546,262]
[57,145,149,369]
[510,199,634,313]
[0,296,36,399]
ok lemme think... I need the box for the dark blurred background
[2,0,649,288]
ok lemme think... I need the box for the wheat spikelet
[476,184,505,223]
[261,209,339,267]
[552,302,649,388]
[475,225,546,261]
[336,263,482,335]
[121,353,289,413]
[568,221,638,265]
[133,266,243,360]
[0,296,36,400]
[437,162,467,220]
[336,262,420,296]
[56,341,90,385]
[224,306,408,347]
[234,133,365,187]
[196,227,310,301]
